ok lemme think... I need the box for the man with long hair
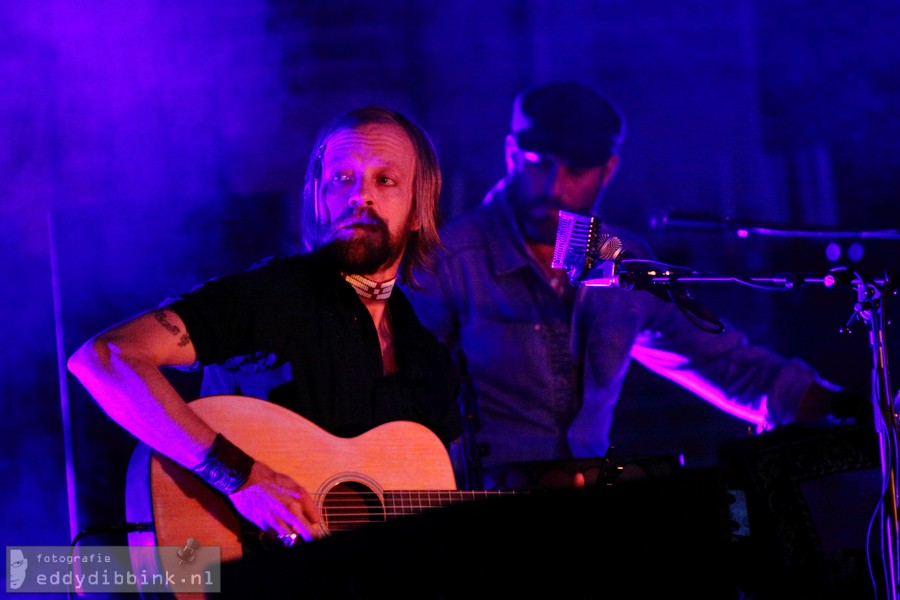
[69,106,463,541]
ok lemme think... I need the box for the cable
[71,521,153,547]
[67,522,154,599]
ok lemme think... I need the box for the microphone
[552,210,624,285]
[553,210,724,332]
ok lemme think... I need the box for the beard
[507,178,561,245]
[320,209,410,275]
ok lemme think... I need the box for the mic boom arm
[553,210,724,333]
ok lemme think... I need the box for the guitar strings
[314,489,514,528]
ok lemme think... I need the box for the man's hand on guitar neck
[229,461,321,543]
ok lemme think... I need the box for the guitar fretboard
[322,488,514,532]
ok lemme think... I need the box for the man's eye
[378,176,397,186]
[332,173,353,183]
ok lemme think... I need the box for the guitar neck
[322,487,513,533]
[385,489,512,514]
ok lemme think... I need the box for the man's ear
[504,134,518,174]
[601,154,620,186]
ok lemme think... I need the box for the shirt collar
[482,180,543,276]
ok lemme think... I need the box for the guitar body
[125,395,457,598]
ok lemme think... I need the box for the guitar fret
[324,488,519,530]
[384,489,512,518]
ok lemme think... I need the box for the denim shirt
[406,180,825,467]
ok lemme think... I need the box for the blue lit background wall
[2,0,898,573]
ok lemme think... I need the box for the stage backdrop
[2,2,898,590]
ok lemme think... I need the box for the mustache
[527,198,565,218]
[538,196,567,211]
[332,207,383,229]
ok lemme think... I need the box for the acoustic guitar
[125,395,504,598]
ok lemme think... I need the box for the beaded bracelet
[192,434,255,495]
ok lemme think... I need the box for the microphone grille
[552,210,599,270]
[598,235,623,261]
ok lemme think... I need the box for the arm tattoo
[152,309,192,347]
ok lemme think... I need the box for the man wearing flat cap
[406,81,846,487]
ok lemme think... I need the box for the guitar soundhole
[322,481,385,533]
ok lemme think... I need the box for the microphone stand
[578,260,898,597]
[849,270,899,600]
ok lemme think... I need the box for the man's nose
[348,179,375,207]
[548,163,569,198]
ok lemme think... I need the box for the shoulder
[247,253,317,275]
[244,252,343,287]
[173,252,338,309]
[199,255,297,284]
[438,203,497,251]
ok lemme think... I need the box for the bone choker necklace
[342,273,395,300]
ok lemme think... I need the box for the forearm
[633,319,827,423]
[68,329,216,469]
